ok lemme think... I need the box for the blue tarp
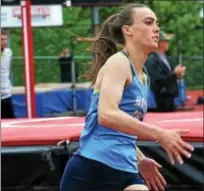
[12,81,186,118]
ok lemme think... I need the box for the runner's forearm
[99,109,163,140]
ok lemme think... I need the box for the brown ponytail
[84,3,149,85]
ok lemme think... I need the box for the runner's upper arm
[98,54,130,124]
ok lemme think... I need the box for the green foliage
[153,1,203,56]
[152,1,203,89]
[10,1,203,89]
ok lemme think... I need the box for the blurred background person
[58,48,72,83]
[1,30,15,119]
[145,31,186,112]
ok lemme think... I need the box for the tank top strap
[120,50,136,77]
[142,65,150,87]
[121,50,150,87]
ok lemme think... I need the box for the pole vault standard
[71,37,95,116]
[21,0,36,118]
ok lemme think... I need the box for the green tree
[153,1,203,87]
[10,1,203,88]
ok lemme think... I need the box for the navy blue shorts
[60,155,145,191]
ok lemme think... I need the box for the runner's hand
[157,129,194,165]
[138,157,167,191]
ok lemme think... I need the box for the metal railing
[11,55,203,89]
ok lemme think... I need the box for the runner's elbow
[98,109,117,127]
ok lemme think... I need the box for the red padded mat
[1,111,203,146]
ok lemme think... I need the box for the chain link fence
[11,55,203,89]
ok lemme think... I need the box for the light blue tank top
[75,51,149,173]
